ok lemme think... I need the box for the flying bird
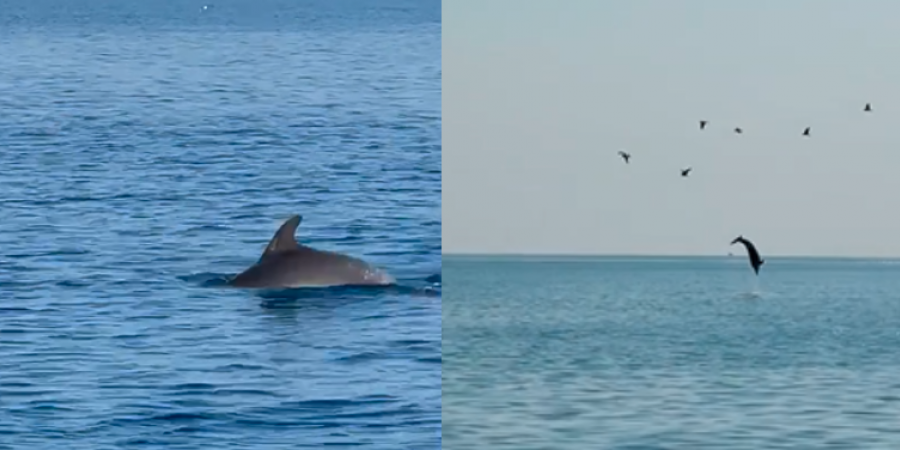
[699,120,708,130]
[734,127,743,134]
[618,150,631,164]
[864,102,872,112]
[681,167,692,177]
[730,235,765,275]
[802,127,810,137]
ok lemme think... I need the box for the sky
[444,0,900,257]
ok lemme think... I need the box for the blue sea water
[0,0,441,448]
[443,255,900,449]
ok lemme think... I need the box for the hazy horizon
[444,0,900,258]
[441,250,900,260]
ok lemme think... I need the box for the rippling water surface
[0,0,441,447]
[443,255,900,450]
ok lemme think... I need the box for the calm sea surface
[0,0,441,448]
[443,255,900,450]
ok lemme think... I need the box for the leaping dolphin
[730,235,764,275]
[229,215,395,289]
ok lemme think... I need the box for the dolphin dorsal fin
[261,215,302,259]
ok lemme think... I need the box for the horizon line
[441,251,900,261]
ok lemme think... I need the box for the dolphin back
[232,247,394,289]
[230,214,395,289]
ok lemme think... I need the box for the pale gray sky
[444,0,900,257]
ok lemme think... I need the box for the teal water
[443,254,900,449]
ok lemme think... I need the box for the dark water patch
[20,403,77,413]
[391,339,432,346]
[212,389,281,398]
[355,314,391,321]
[0,382,34,388]
[0,307,45,313]
[169,425,215,434]
[0,328,31,334]
[56,279,92,288]
[207,363,271,373]
[112,333,149,339]
[151,412,215,422]
[168,383,217,391]
[122,315,172,322]
[333,351,387,364]
[416,357,441,364]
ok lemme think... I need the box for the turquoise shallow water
[0,0,440,448]
[443,255,900,449]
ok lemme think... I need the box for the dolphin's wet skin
[731,235,765,275]
[229,214,397,289]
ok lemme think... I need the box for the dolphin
[229,215,395,289]
[730,235,764,275]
